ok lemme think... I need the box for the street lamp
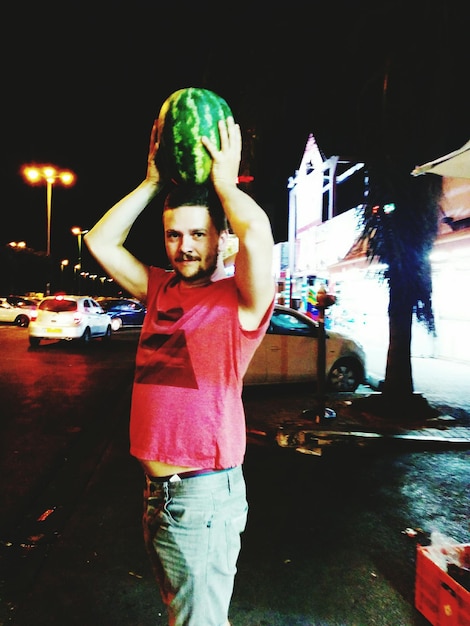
[71,227,89,295]
[89,274,98,296]
[60,259,69,290]
[21,165,76,257]
[21,164,76,295]
[74,264,80,292]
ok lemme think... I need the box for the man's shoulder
[210,275,238,295]
[149,266,175,282]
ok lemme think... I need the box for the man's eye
[193,232,205,239]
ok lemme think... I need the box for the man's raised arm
[202,118,275,330]
[85,121,163,302]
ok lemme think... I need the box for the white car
[0,296,38,327]
[244,304,367,392]
[28,295,112,347]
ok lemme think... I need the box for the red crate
[415,543,470,625]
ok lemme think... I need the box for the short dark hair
[163,183,228,233]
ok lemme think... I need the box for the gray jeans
[143,466,247,626]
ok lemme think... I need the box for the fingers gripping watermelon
[155,87,233,185]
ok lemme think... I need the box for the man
[85,112,275,626]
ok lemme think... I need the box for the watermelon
[155,87,233,185]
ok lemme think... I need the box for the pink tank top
[129,267,272,468]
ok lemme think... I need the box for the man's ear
[220,232,239,271]
[218,229,229,253]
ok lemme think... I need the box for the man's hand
[201,117,241,189]
[146,119,163,187]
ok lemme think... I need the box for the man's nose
[180,234,194,252]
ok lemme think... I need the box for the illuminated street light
[60,259,69,290]
[21,164,75,295]
[74,264,80,290]
[71,226,89,268]
[71,227,89,295]
[21,165,76,257]
[89,274,98,296]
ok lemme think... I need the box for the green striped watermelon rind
[156,87,233,184]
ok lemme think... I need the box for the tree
[355,157,443,419]
[346,0,457,421]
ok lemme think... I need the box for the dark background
[2,0,468,272]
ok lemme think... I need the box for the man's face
[163,204,222,285]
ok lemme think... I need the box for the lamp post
[21,164,76,294]
[89,274,98,296]
[71,227,88,295]
[74,264,80,293]
[60,259,69,291]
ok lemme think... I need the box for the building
[275,136,470,365]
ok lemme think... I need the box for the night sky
[3,1,468,274]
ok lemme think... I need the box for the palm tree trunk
[382,279,414,397]
[353,275,438,421]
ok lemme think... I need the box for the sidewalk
[244,355,470,456]
[268,396,470,457]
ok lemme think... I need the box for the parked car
[0,295,38,327]
[28,295,112,347]
[244,304,366,392]
[95,297,146,331]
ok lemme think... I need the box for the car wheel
[102,325,112,342]
[81,327,92,345]
[111,317,122,331]
[16,315,30,328]
[327,359,361,392]
[29,337,41,348]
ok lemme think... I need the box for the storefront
[307,181,470,364]
[274,136,470,364]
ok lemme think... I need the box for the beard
[172,250,219,284]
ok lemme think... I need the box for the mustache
[174,253,201,262]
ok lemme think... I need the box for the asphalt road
[0,325,469,625]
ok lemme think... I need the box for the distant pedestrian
[85,106,275,625]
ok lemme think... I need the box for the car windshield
[40,299,78,313]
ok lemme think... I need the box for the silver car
[244,304,367,392]
[0,296,37,327]
[28,295,112,347]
